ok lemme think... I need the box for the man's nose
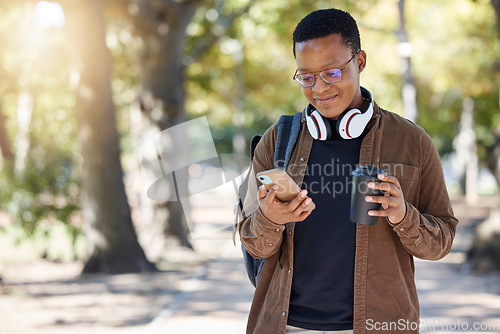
[311,74,329,93]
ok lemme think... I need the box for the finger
[288,190,308,210]
[295,206,313,221]
[302,197,315,211]
[265,184,279,205]
[292,197,313,215]
[365,194,399,206]
[377,174,402,189]
[383,192,391,209]
[299,209,313,220]
[367,207,391,217]
[368,207,405,223]
[368,182,401,198]
[258,185,268,200]
[367,205,401,217]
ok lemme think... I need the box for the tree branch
[190,0,258,62]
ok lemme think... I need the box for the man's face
[295,33,366,119]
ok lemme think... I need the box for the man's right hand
[258,185,314,225]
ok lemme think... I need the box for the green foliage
[0,149,81,257]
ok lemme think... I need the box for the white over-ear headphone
[305,87,374,140]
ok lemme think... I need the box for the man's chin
[314,106,343,120]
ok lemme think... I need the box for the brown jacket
[239,103,458,334]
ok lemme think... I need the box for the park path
[416,196,500,333]
[142,243,253,334]
[146,188,500,333]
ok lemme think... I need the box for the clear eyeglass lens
[297,74,314,86]
[295,68,342,87]
[320,69,341,83]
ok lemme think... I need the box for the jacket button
[288,269,292,274]
[269,243,273,247]
[299,157,305,162]
[276,228,280,232]
[282,311,286,317]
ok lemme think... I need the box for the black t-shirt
[287,119,366,331]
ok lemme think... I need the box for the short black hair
[292,8,361,58]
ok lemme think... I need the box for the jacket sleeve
[389,134,458,260]
[238,124,287,259]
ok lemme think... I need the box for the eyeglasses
[293,51,360,87]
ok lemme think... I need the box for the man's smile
[315,93,338,104]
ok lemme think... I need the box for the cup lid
[352,165,388,177]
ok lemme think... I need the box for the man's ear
[357,50,367,73]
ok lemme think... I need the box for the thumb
[258,185,268,200]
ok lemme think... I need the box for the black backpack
[235,112,302,287]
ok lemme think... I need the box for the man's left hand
[365,174,406,224]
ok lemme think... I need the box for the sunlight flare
[34,1,65,28]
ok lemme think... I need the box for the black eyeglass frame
[292,50,360,87]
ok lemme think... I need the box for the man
[239,8,458,334]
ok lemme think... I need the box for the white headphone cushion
[338,109,361,139]
[311,110,328,140]
[338,101,374,139]
[306,116,319,139]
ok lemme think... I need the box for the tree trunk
[0,103,15,163]
[485,123,500,186]
[130,0,202,252]
[14,91,33,175]
[492,0,500,36]
[453,98,478,203]
[396,0,418,123]
[63,0,156,273]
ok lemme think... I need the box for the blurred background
[0,0,499,333]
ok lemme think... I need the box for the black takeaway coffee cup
[350,165,388,225]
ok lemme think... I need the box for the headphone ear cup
[337,109,362,139]
[306,115,319,140]
[306,110,331,140]
[336,87,375,139]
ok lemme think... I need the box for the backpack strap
[274,112,302,170]
[249,134,263,161]
[237,135,262,214]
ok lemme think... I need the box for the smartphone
[257,168,315,210]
